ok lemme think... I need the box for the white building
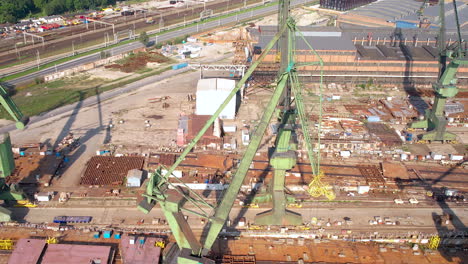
[196,78,237,119]
[40,15,63,24]
[126,169,143,187]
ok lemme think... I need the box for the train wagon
[53,216,92,224]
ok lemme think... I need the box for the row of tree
[0,0,117,24]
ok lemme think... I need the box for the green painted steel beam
[0,85,28,130]
[203,72,290,250]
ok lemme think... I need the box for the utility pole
[14,44,19,59]
[36,50,40,69]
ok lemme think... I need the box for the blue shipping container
[114,233,121,239]
[396,21,418,29]
[172,62,189,70]
[406,133,413,141]
[93,232,100,238]
[103,231,112,238]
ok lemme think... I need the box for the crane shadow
[396,161,467,262]
[52,87,108,185]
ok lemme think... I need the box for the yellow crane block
[46,237,58,244]
[0,239,13,250]
[155,241,165,248]
[308,172,335,200]
[428,235,440,250]
[275,52,281,63]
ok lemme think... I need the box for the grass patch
[0,65,171,119]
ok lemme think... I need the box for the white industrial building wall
[196,79,237,119]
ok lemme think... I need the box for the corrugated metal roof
[257,34,356,51]
[127,169,143,179]
[399,1,467,29]
[297,31,342,37]
[41,244,112,264]
[8,239,46,264]
[120,234,161,264]
[346,0,421,20]
[197,78,235,92]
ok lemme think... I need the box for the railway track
[0,0,258,68]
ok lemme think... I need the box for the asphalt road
[9,205,468,234]
[6,0,312,86]
[0,53,233,135]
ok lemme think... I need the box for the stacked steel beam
[320,0,377,11]
[81,156,144,186]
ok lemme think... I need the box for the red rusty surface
[8,238,46,264]
[120,234,161,264]
[80,156,144,186]
[41,244,112,264]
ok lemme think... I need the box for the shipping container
[172,62,189,70]
[53,216,92,224]
[406,133,413,141]
[103,230,112,238]
[396,21,418,29]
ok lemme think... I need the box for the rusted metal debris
[357,165,386,185]
[219,255,256,264]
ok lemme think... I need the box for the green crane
[0,84,29,201]
[138,0,333,261]
[411,0,467,142]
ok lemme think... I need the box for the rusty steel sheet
[80,156,144,186]
[357,165,386,185]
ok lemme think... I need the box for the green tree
[65,0,74,11]
[33,0,47,9]
[73,0,83,10]
[139,31,149,47]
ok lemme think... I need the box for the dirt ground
[88,67,133,80]
[255,6,329,26]
[219,238,465,264]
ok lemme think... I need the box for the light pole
[36,50,40,69]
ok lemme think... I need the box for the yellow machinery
[308,171,335,200]
[46,237,58,244]
[428,235,440,250]
[0,239,13,250]
[13,200,37,208]
[155,240,166,248]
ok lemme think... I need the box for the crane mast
[0,84,29,201]
[138,0,334,262]
[411,0,467,141]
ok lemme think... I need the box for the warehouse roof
[8,239,46,264]
[399,1,468,30]
[197,78,235,92]
[256,35,356,51]
[345,0,421,21]
[41,244,112,264]
[120,234,161,264]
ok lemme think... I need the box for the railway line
[0,0,259,68]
